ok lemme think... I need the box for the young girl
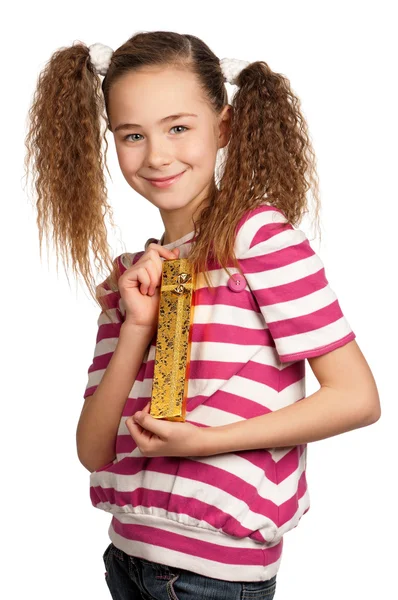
[25,30,380,599]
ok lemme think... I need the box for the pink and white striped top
[84,204,356,582]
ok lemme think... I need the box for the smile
[144,171,186,188]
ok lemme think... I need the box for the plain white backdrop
[2,1,396,598]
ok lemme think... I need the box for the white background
[2,1,396,598]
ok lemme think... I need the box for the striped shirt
[84,204,356,582]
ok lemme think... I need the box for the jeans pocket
[241,575,277,599]
[139,559,181,599]
[151,565,262,600]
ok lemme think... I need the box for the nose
[145,136,173,168]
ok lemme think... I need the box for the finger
[127,415,155,448]
[119,246,178,289]
[146,243,180,261]
[133,411,167,440]
[129,402,151,436]
[147,251,179,296]
[135,266,151,295]
[131,402,151,423]
[126,416,144,440]
[143,401,151,413]
[141,261,160,296]
[145,248,178,294]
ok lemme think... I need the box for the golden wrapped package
[150,258,196,422]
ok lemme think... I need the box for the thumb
[133,411,167,438]
[131,401,150,422]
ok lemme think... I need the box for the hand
[126,402,206,457]
[118,244,180,328]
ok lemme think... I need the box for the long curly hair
[24,30,321,322]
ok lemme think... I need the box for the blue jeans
[103,542,277,599]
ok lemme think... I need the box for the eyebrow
[114,113,198,132]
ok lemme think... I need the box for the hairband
[88,42,250,86]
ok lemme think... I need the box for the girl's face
[108,67,231,222]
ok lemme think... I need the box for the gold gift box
[150,258,196,422]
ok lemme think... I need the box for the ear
[218,104,233,149]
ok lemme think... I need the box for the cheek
[184,136,216,166]
[115,145,139,173]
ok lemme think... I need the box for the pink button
[227,273,246,292]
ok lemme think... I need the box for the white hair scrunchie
[88,42,114,75]
[219,58,250,85]
[88,43,249,86]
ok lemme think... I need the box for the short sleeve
[82,252,137,399]
[237,206,356,363]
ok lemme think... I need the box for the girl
[24,30,380,599]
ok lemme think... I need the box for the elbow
[363,405,381,426]
[360,392,381,426]
[76,442,111,473]
[77,452,96,474]
[76,438,115,473]
[76,445,96,473]
[76,432,100,473]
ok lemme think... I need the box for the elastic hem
[106,511,284,582]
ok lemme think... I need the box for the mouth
[144,170,186,182]
[143,170,186,188]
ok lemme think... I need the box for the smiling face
[107,67,231,229]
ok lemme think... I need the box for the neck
[159,180,217,246]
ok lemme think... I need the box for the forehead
[108,67,209,123]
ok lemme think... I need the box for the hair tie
[220,58,250,85]
[88,43,249,85]
[88,42,114,75]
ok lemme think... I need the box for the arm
[76,322,154,472]
[201,340,381,456]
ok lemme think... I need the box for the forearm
[76,322,154,472]
[202,385,380,456]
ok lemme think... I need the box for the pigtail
[188,59,322,288]
[229,61,321,227]
[24,41,119,322]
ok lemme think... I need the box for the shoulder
[117,236,159,272]
[97,235,157,293]
[235,204,294,257]
[95,250,145,316]
[96,250,143,293]
[117,251,143,272]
